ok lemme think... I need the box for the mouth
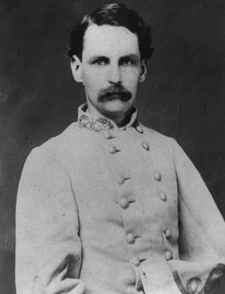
[98,84,132,103]
[99,91,132,103]
[103,93,121,100]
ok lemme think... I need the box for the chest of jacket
[65,126,179,258]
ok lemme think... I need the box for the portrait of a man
[14,3,225,294]
[0,1,225,294]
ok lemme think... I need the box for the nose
[107,64,121,84]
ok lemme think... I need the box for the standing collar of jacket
[78,104,139,133]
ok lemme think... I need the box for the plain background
[0,0,225,293]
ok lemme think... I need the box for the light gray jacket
[16,104,225,294]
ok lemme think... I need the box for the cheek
[82,70,106,89]
[121,69,140,89]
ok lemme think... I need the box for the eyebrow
[120,54,140,63]
[87,54,140,63]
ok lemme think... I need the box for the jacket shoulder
[25,122,84,169]
[140,123,177,154]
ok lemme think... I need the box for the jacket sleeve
[167,139,225,293]
[16,147,85,294]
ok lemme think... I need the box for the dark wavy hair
[67,3,154,62]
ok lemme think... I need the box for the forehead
[82,24,140,58]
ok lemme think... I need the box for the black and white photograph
[1,1,225,293]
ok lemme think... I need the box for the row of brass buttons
[103,129,173,268]
[131,250,173,268]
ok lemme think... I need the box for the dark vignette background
[0,0,225,293]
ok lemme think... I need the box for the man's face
[71,24,147,118]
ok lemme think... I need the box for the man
[16,3,225,294]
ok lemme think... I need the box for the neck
[102,109,133,128]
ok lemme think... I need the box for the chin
[100,100,132,114]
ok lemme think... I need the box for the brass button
[136,126,143,134]
[117,175,125,184]
[154,171,161,181]
[120,198,129,209]
[159,192,167,201]
[142,141,149,151]
[166,229,172,238]
[102,131,111,139]
[165,251,173,261]
[131,257,140,266]
[190,281,197,292]
[187,278,202,293]
[108,145,117,154]
[126,233,135,244]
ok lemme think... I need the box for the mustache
[98,84,132,102]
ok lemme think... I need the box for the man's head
[68,4,154,125]
[68,3,154,62]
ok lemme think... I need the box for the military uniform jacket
[16,104,225,294]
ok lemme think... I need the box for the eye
[92,58,108,66]
[121,59,132,66]
[120,57,137,66]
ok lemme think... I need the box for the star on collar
[78,104,139,132]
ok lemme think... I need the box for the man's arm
[16,148,85,294]
[168,139,225,293]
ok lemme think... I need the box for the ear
[139,60,147,83]
[70,55,83,83]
